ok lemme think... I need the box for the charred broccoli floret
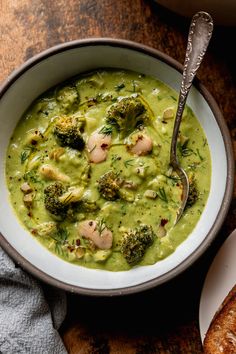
[97,171,123,201]
[186,178,199,208]
[56,85,79,113]
[44,182,69,217]
[106,96,148,137]
[53,116,85,150]
[120,224,156,265]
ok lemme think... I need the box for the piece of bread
[203,284,236,353]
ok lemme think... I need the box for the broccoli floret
[186,178,199,207]
[97,171,123,201]
[44,182,69,218]
[56,85,79,113]
[106,96,148,137]
[54,116,85,150]
[120,224,156,265]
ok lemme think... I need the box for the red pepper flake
[68,245,75,252]
[160,218,168,227]
[76,239,81,246]
[137,134,144,141]
[101,143,108,150]
[31,229,37,235]
[27,211,33,218]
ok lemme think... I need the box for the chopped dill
[89,144,97,153]
[99,125,113,135]
[115,82,125,92]
[164,174,180,183]
[23,170,40,183]
[20,147,34,164]
[97,218,106,234]
[124,159,135,168]
[196,148,204,161]
[56,228,68,242]
[158,187,168,203]
[178,140,194,157]
[52,228,69,257]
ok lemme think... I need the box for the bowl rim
[0,38,234,296]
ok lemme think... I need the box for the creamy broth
[5,69,211,271]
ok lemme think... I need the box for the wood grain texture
[1,1,236,353]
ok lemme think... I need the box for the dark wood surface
[1,1,235,353]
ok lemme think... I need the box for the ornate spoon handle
[170,11,213,223]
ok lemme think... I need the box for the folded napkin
[0,247,68,354]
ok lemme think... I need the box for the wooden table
[1,1,235,353]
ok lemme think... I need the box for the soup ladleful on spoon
[170,11,213,224]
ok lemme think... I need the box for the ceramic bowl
[0,39,234,296]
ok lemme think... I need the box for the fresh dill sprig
[20,147,34,164]
[23,170,40,183]
[124,159,134,168]
[196,148,204,161]
[114,82,125,92]
[99,125,113,135]
[178,140,194,157]
[51,228,68,244]
[52,228,69,257]
[164,174,180,183]
[97,218,107,234]
[158,187,168,203]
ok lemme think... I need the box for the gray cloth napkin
[0,247,68,354]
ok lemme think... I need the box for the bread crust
[204,285,236,353]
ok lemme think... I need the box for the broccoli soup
[5,69,211,271]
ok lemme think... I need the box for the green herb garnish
[20,148,32,164]
[97,218,106,234]
[23,170,40,183]
[164,174,180,183]
[124,159,134,168]
[115,83,125,92]
[99,125,113,135]
[158,187,168,203]
[178,140,194,157]
[56,228,68,242]
[196,148,204,161]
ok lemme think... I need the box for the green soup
[5,69,211,271]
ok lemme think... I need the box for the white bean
[128,133,153,156]
[78,220,113,250]
[87,132,111,163]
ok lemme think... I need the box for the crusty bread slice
[204,284,236,353]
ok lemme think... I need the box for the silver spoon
[170,11,213,224]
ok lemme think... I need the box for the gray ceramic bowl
[0,39,234,296]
